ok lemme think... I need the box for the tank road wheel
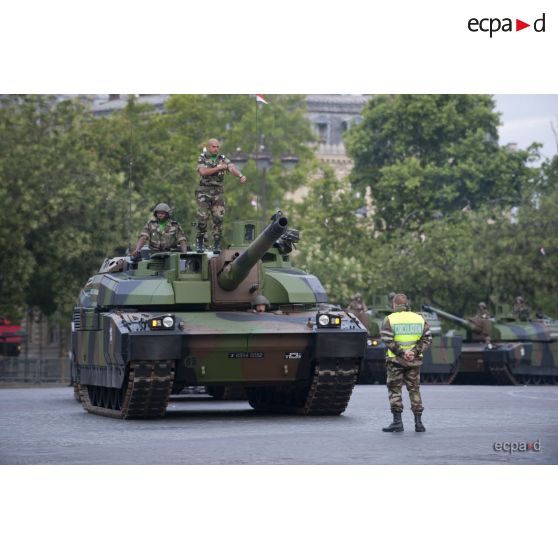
[80,361,175,419]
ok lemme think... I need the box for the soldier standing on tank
[132,203,187,256]
[380,293,432,433]
[196,138,247,254]
[512,296,531,321]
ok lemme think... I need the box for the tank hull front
[72,309,367,418]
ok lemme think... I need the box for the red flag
[255,94,269,104]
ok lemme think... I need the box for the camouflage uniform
[512,297,531,321]
[380,311,433,413]
[196,152,231,242]
[139,219,187,252]
[347,294,369,329]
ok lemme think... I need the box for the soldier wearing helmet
[380,293,433,433]
[250,294,270,313]
[346,293,369,329]
[196,138,247,254]
[132,203,188,256]
[512,296,531,321]
[476,302,490,320]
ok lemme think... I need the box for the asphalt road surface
[1,384,557,464]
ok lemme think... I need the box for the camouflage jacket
[380,311,433,367]
[197,152,232,190]
[139,219,187,252]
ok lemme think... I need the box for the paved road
[0,384,557,464]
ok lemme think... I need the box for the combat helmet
[153,203,172,217]
[251,294,270,309]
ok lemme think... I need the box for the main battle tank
[70,212,368,418]
[357,295,461,385]
[423,304,529,385]
[490,303,558,385]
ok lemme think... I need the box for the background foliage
[1,94,557,325]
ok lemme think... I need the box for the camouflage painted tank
[423,305,529,385]
[356,295,461,385]
[70,213,368,419]
[490,303,558,385]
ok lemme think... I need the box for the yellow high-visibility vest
[386,311,425,358]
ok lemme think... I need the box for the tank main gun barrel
[422,304,477,331]
[218,216,289,291]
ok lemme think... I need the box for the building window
[341,121,348,133]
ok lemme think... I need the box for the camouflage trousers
[385,360,424,413]
[196,189,225,240]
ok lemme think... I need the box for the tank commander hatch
[132,203,187,257]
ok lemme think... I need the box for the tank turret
[422,304,492,341]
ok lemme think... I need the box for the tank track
[79,360,175,419]
[485,363,519,386]
[247,359,359,416]
[301,360,358,415]
[421,363,459,385]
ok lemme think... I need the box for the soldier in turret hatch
[196,138,247,254]
[512,296,531,321]
[476,302,490,320]
[132,203,187,257]
[347,293,369,329]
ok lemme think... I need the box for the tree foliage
[345,94,539,233]
[0,94,316,322]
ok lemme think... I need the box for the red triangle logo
[516,19,530,31]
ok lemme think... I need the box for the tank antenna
[127,100,134,254]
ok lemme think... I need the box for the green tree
[0,95,122,320]
[289,167,373,304]
[345,94,539,233]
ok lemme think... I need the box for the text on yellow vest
[386,311,425,358]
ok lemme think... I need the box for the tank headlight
[162,316,174,329]
[148,314,176,330]
[316,313,342,328]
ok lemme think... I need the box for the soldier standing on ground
[132,203,187,256]
[380,293,432,433]
[196,138,247,254]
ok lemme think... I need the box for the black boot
[382,411,404,432]
[414,412,426,432]
[196,236,205,253]
[213,238,221,254]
